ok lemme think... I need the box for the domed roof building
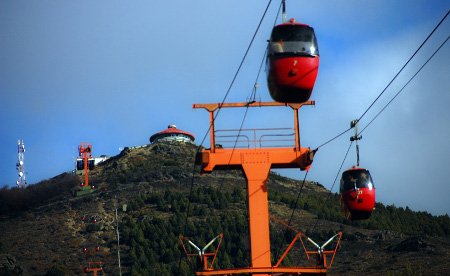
[149,124,195,144]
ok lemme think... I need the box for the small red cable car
[340,166,376,220]
[267,18,319,103]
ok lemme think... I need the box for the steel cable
[314,10,449,150]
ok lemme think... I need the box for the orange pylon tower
[79,143,92,187]
[84,262,103,276]
[81,218,104,275]
[193,101,340,275]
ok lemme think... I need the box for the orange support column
[84,153,89,187]
[241,152,272,271]
[79,143,92,187]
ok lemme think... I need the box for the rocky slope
[0,141,449,275]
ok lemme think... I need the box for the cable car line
[207,0,287,193]
[218,0,296,191]
[182,0,274,197]
[221,0,284,159]
[247,47,268,103]
[313,9,449,151]
[268,2,318,226]
[215,0,273,116]
[281,0,287,23]
[246,0,283,102]
[180,2,286,251]
[314,127,353,151]
[360,34,450,135]
[188,0,274,157]
[327,142,354,199]
[273,170,309,261]
[274,0,283,24]
[350,120,362,167]
[356,9,449,124]
[213,5,295,261]
[286,170,309,228]
[217,1,284,190]
[181,0,274,244]
[311,142,353,233]
[273,5,448,245]
[183,5,448,271]
[308,14,449,223]
[210,0,319,246]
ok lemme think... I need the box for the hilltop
[0,141,449,275]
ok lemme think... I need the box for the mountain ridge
[0,141,449,275]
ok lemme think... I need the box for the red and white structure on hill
[149,124,195,144]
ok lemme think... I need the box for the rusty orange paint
[79,143,92,187]
[84,261,102,276]
[192,101,331,275]
[242,154,272,268]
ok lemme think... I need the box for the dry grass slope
[0,141,448,275]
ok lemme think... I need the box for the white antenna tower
[16,139,27,188]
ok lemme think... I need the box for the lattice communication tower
[16,139,27,188]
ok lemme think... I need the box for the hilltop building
[75,155,109,174]
[150,124,195,144]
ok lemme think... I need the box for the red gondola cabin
[340,167,376,220]
[267,18,319,103]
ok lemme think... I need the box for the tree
[45,265,67,276]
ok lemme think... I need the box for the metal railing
[214,127,295,148]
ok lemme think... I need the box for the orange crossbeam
[84,261,103,276]
[198,147,314,172]
[192,100,314,112]
[196,266,327,275]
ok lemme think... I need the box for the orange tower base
[192,101,339,275]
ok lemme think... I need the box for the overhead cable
[190,0,273,154]
[357,9,449,123]
[215,0,273,116]
[182,0,274,236]
[286,170,309,228]
[360,34,449,134]
[311,141,353,233]
[314,9,449,150]
[274,170,309,261]
[314,127,352,150]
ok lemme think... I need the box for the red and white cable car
[340,166,376,220]
[340,120,376,220]
[267,18,319,103]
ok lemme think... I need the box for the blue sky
[1,1,449,215]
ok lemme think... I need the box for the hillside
[0,141,449,275]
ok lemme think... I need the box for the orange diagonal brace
[274,232,302,267]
